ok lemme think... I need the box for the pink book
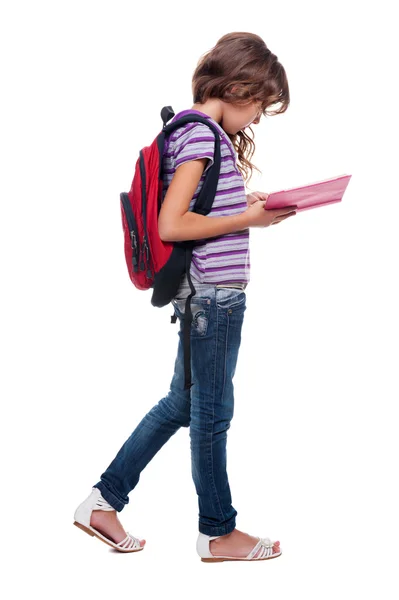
[264,174,352,212]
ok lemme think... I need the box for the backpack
[119,106,223,390]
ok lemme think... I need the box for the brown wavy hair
[192,32,290,186]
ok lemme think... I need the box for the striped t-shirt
[162,109,250,286]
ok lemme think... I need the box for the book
[264,174,352,212]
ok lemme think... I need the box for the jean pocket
[215,288,246,311]
[171,296,211,337]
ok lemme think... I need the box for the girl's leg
[172,287,246,537]
[92,331,191,511]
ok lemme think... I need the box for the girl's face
[221,99,263,134]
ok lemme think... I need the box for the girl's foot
[209,528,280,558]
[90,509,146,547]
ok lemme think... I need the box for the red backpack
[119,106,222,390]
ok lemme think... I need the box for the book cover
[264,174,352,212]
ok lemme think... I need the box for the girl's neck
[191,99,223,125]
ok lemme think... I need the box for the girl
[74,31,297,562]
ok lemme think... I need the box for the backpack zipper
[120,192,140,273]
[139,150,153,279]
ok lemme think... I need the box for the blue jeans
[93,281,247,536]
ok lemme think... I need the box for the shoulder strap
[158,107,225,390]
[159,108,222,216]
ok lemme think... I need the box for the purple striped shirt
[162,109,250,285]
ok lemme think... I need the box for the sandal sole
[201,551,282,562]
[73,521,144,553]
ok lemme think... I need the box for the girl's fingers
[278,207,297,215]
[250,191,269,202]
[272,212,296,224]
[277,211,296,219]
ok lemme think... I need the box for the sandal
[196,532,282,562]
[73,487,144,553]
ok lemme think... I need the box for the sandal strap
[90,489,142,549]
[115,531,141,550]
[246,537,275,560]
[92,490,115,511]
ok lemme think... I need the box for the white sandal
[73,487,144,553]
[196,532,282,562]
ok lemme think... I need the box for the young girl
[74,31,297,562]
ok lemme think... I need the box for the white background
[1,0,398,597]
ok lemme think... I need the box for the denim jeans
[93,277,247,536]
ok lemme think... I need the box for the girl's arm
[158,159,249,242]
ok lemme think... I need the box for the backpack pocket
[120,192,141,273]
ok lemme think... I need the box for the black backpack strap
[160,113,222,217]
[156,108,223,389]
[182,246,197,390]
[152,113,222,309]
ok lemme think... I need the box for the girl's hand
[243,200,297,228]
[246,191,269,206]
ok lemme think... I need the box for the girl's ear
[229,84,244,97]
[228,84,253,104]
[225,85,237,99]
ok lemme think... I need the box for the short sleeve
[171,122,216,174]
